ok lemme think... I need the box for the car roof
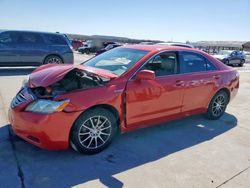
[0,30,65,36]
[122,44,201,53]
[156,42,193,48]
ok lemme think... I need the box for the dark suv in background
[0,30,73,66]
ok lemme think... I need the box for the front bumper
[8,108,81,150]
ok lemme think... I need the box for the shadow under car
[0,112,238,188]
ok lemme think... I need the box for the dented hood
[29,64,118,88]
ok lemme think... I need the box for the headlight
[25,99,70,114]
[22,75,30,87]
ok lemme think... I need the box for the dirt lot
[0,53,250,188]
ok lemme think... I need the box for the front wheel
[205,90,229,120]
[224,59,230,65]
[84,49,90,54]
[239,59,245,67]
[70,108,117,154]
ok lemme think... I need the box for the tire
[44,55,63,64]
[205,90,229,120]
[239,59,245,67]
[85,49,90,54]
[70,108,117,154]
[224,59,230,65]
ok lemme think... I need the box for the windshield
[83,48,149,76]
[217,50,232,55]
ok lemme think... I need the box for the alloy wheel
[78,116,112,149]
[47,57,62,64]
[211,94,226,117]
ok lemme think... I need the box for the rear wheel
[44,55,63,64]
[70,108,117,154]
[205,90,229,120]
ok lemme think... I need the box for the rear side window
[18,32,43,44]
[45,34,67,45]
[182,52,216,73]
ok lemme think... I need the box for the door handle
[213,75,221,79]
[189,80,199,86]
[176,80,184,86]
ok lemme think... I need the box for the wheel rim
[78,116,112,149]
[212,94,226,117]
[47,57,62,64]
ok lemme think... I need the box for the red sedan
[9,45,239,154]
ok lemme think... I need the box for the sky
[0,0,249,42]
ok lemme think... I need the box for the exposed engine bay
[31,69,107,98]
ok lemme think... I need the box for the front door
[15,32,46,65]
[229,51,240,64]
[125,51,184,127]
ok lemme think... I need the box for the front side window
[143,52,179,76]
[84,48,149,76]
[0,32,13,44]
[231,51,237,56]
[182,52,207,73]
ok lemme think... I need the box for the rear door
[16,32,47,65]
[44,33,71,54]
[0,31,19,65]
[179,51,219,113]
[125,51,185,127]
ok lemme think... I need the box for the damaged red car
[9,45,239,154]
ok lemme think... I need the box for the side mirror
[136,70,155,81]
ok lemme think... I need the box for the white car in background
[156,42,194,48]
[243,51,250,55]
